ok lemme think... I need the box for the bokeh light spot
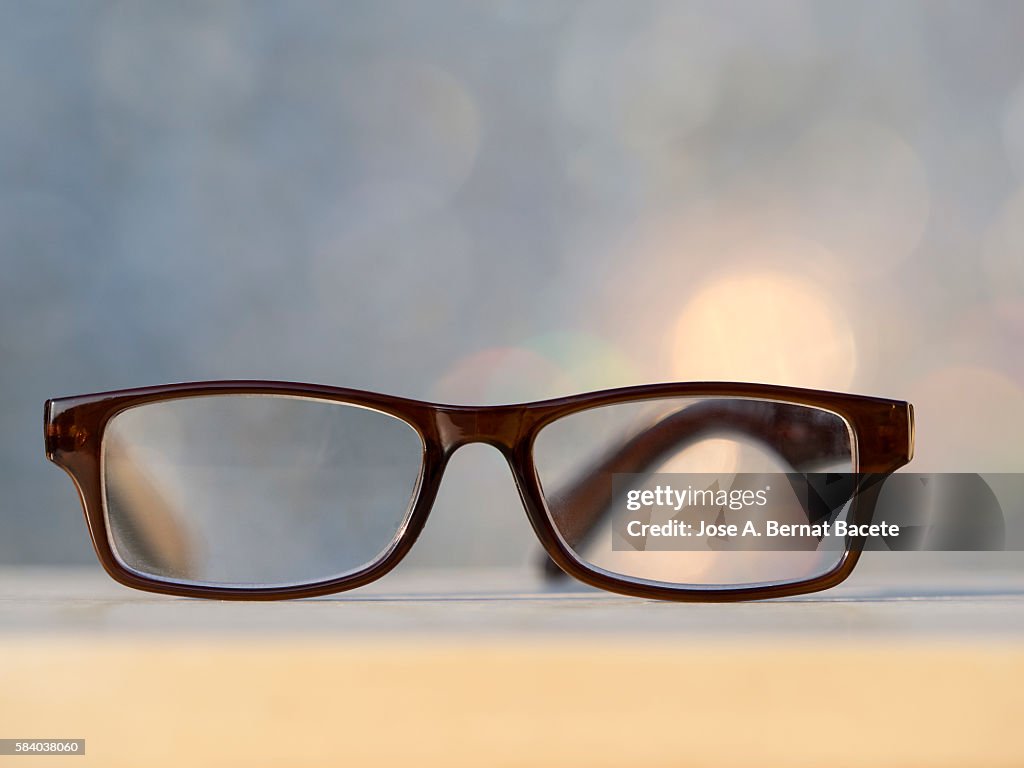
[671,271,857,389]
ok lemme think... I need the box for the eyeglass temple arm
[539,400,851,578]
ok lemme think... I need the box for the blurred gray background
[3,1,1023,567]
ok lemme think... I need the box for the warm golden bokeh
[670,271,857,390]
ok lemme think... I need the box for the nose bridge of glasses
[433,405,525,453]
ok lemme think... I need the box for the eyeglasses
[44,381,914,601]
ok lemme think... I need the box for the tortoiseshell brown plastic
[45,381,914,602]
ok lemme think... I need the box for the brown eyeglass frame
[45,381,914,602]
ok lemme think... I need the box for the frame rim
[44,380,914,601]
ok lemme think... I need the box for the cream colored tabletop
[0,555,1021,767]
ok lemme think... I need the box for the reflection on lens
[102,395,424,588]
[532,397,855,589]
